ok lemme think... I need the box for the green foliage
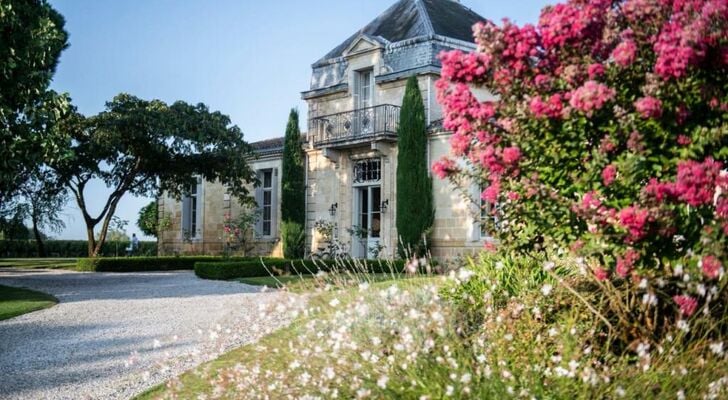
[195,258,407,280]
[281,109,306,258]
[0,0,71,205]
[0,240,156,258]
[281,221,305,259]
[223,206,259,255]
[137,201,159,238]
[51,93,257,257]
[280,109,306,257]
[396,76,433,257]
[75,256,260,272]
[0,210,30,240]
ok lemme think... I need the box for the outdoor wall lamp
[381,199,389,212]
[329,203,338,217]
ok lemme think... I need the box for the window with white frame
[182,179,203,239]
[255,169,277,237]
[355,69,373,110]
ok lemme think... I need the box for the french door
[354,185,381,259]
[353,69,374,135]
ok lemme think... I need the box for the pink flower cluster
[538,0,610,51]
[481,179,501,204]
[611,39,638,67]
[439,50,491,83]
[645,158,724,207]
[431,157,459,179]
[673,158,724,206]
[701,255,724,280]
[529,94,564,118]
[652,0,728,79]
[502,147,522,165]
[616,248,641,278]
[569,81,615,116]
[673,295,698,317]
[602,164,617,186]
[618,206,651,243]
[634,96,663,119]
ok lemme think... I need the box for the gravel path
[0,268,300,400]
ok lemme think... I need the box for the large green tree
[0,0,71,207]
[52,94,257,257]
[280,108,306,258]
[396,76,434,257]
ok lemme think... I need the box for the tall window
[254,168,277,238]
[182,179,202,239]
[261,170,273,236]
[356,69,373,109]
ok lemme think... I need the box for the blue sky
[49,0,552,240]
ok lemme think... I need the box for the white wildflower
[541,284,553,296]
[458,268,475,281]
[642,293,658,306]
[377,375,389,389]
[544,261,555,271]
[709,342,724,356]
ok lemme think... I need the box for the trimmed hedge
[76,256,281,273]
[194,258,407,280]
[0,240,157,258]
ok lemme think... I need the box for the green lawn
[0,285,58,321]
[0,258,78,270]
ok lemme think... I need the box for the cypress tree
[280,109,306,258]
[396,76,434,258]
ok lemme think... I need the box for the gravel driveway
[0,268,300,400]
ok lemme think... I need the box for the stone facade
[158,0,492,260]
[157,152,284,257]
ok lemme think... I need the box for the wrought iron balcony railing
[308,104,400,147]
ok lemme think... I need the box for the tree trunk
[31,218,46,258]
[86,223,97,257]
[92,200,121,257]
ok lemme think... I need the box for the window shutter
[195,181,204,238]
[181,196,191,235]
[271,168,279,237]
[353,71,361,109]
[254,171,263,236]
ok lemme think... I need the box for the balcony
[308,104,400,148]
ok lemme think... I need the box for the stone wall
[157,157,284,257]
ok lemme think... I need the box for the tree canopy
[53,93,257,256]
[0,0,71,206]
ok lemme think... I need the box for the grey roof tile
[317,0,485,64]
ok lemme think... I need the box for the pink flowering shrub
[435,0,727,345]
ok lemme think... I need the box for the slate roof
[250,137,284,156]
[317,0,484,64]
